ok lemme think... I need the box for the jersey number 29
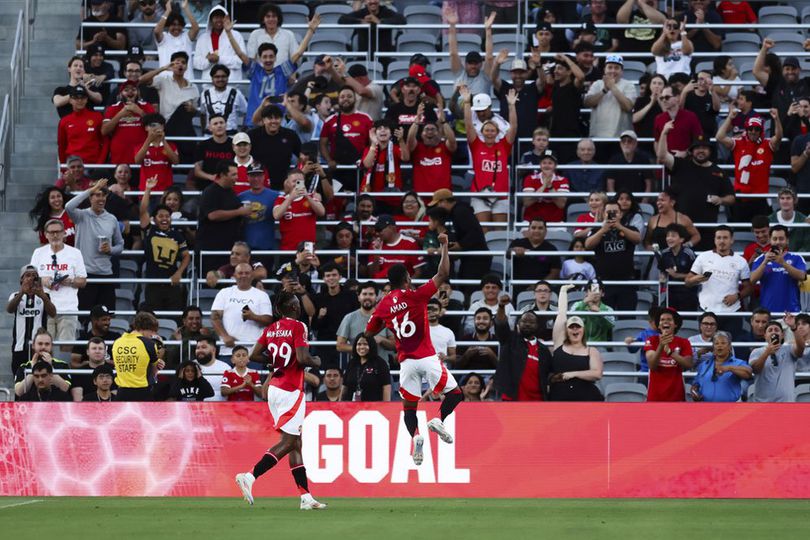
[267,342,293,367]
[392,312,416,339]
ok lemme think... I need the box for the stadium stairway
[0,0,77,393]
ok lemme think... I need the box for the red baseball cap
[745,116,764,129]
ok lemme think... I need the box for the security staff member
[112,311,164,400]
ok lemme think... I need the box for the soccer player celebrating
[235,291,326,510]
[365,233,463,466]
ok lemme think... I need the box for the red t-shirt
[139,142,178,191]
[470,138,512,196]
[717,1,756,24]
[743,241,770,263]
[517,339,543,401]
[361,143,402,206]
[411,141,452,196]
[103,100,155,164]
[274,194,317,250]
[221,368,260,401]
[732,137,773,194]
[373,234,425,278]
[320,111,374,159]
[644,335,692,402]
[57,108,106,164]
[393,213,428,242]
[234,159,270,194]
[258,317,309,392]
[653,109,703,153]
[38,211,75,246]
[575,212,598,234]
[367,280,438,362]
[522,172,570,222]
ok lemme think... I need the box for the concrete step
[29,40,78,58]
[0,212,32,225]
[13,137,58,153]
[9,167,58,186]
[3,182,49,200]
[12,125,58,140]
[0,3,75,15]
[11,151,57,169]
[2,197,47,210]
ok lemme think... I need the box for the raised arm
[656,120,675,170]
[489,49,508,93]
[154,0,172,43]
[715,107,736,150]
[460,85,476,145]
[483,12,495,74]
[139,176,158,230]
[552,283,575,349]
[753,39,773,86]
[223,17,250,66]
[504,89,518,145]
[769,108,783,151]
[445,7,462,73]
[431,233,450,288]
[290,14,321,65]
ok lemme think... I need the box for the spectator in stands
[521,149,569,223]
[192,5,243,81]
[791,123,810,215]
[584,55,637,138]
[658,134,735,250]
[509,218,561,281]
[644,188,700,250]
[83,44,115,105]
[490,53,543,140]
[16,361,71,402]
[544,53,586,158]
[109,163,133,195]
[385,77,433,134]
[726,91,758,141]
[230,132,263,193]
[280,92,319,145]
[571,279,615,342]
[456,308,498,370]
[785,97,810,141]
[247,106,302,191]
[680,70,721,141]
[82,363,116,402]
[717,1,757,25]
[139,177,190,312]
[427,299,456,366]
[154,0,200,68]
[338,0,406,55]
[246,2,298,63]
[190,336,229,401]
[7,266,56,374]
[689,311,721,362]
[574,41,601,91]
[139,51,200,162]
[566,139,605,194]
[102,81,155,165]
[686,225,752,338]
[336,282,394,361]
[133,112,180,191]
[277,243,321,296]
[462,372,491,402]
[57,86,106,165]
[65,180,122,314]
[167,359,214,401]
[616,190,646,237]
[750,317,810,402]
[548,284,604,401]
[77,0,127,50]
[206,241,268,288]
[716,110,782,222]
[32,187,75,246]
[128,0,163,50]
[289,55,343,104]
[197,161,251,273]
[71,336,112,401]
[69,304,119,368]
[198,65,247,133]
[317,367,343,402]
[393,191,428,245]
[361,121,409,199]
[238,162,279,253]
[192,115,234,189]
[53,56,103,118]
[319,87,373,192]
[606,131,654,194]
[632,73,665,140]
[561,237,597,282]
[751,225,807,313]
[644,308,693,401]
[14,329,72,398]
[466,274,514,333]
[220,345,261,401]
[120,57,160,107]
[518,280,555,340]
[55,156,95,193]
[521,127,550,165]
[407,103,456,196]
[651,18,692,78]
[341,333,392,401]
[736,308,771,366]
[653,86,703,156]
[623,306,661,372]
[368,214,424,279]
[657,223,698,311]
[312,263,358,367]
[168,305,213,367]
[754,39,810,119]
[462,86,517,227]
[495,293,549,402]
[684,0,724,53]
[770,188,810,252]
[573,190,607,239]
[336,61,385,122]
[577,0,618,52]
[447,10,495,107]
[272,168,325,251]
[210,262,272,359]
[690,331,752,402]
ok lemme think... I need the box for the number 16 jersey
[257,317,309,392]
[366,280,438,363]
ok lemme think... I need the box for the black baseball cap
[313,54,328,65]
[540,149,557,163]
[410,53,431,66]
[536,21,553,33]
[580,21,597,35]
[784,56,800,69]
[86,43,105,57]
[465,51,483,64]
[374,214,396,231]
[246,162,264,175]
[90,304,112,319]
[400,76,421,87]
[689,134,713,150]
[70,85,89,98]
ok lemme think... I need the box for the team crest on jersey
[303,200,310,208]
[393,296,398,303]
[757,147,765,155]
[434,147,441,154]
[352,120,360,127]
[86,120,94,126]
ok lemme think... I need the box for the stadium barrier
[3,402,810,498]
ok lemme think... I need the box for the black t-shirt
[670,157,733,224]
[313,287,359,340]
[341,356,391,401]
[169,377,214,401]
[197,183,243,250]
[632,96,662,138]
[606,150,653,193]
[508,238,561,280]
[87,62,116,104]
[589,225,638,280]
[550,82,583,137]
[82,391,116,402]
[246,126,301,191]
[15,358,72,384]
[193,137,235,177]
[384,101,423,133]
[76,15,126,45]
[684,92,718,139]
[53,84,101,118]
[769,75,810,119]
[144,225,188,278]
[497,81,540,139]
[18,386,71,402]
[450,202,487,250]
[71,329,121,367]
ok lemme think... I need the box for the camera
[770,333,780,345]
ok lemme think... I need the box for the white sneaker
[300,494,327,510]
[427,418,454,444]
[235,473,255,505]
[412,434,424,466]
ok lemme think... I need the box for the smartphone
[770,333,780,345]
[607,210,617,220]
[295,178,305,191]
[304,241,314,253]
[703,271,713,278]
[771,246,781,256]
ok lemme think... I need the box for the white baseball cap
[509,59,528,72]
[232,132,251,145]
[471,93,492,112]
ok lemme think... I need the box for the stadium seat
[309,31,351,52]
[611,320,650,344]
[314,4,352,24]
[566,290,586,307]
[386,60,412,81]
[566,202,590,222]
[449,290,466,306]
[766,32,806,53]
[115,289,135,312]
[758,6,799,38]
[485,230,511,251]
[732,231,756,254]
[769,176,787,190]
[109,318,130,334]
[638,203,655,223]
[492,34,526,53]
[677,319,699,338]
[280,3,310,26]
[397,32,438,53]
[157,318,178,335]
[431,61,457,96]
[600,352,641,388]
[694,60,713,74]
[347,60,384,79]
[621,60,647,82]
[722,32,762,53]
[442,33,482,54]
[636,291,654,313]
[795,384,810,402]
[604,382,647,402]
[468,290,485,307]
[198,289,219,314]
[403,5,443,40]
[544,229,573,252]
[802,6,810,26]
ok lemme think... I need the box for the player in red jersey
[235,292,326,510]
[365,233,463,466]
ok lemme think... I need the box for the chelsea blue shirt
[751,252,806,312]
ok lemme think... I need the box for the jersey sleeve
[739,257,751,280]
[365,307,386,336]
[221,370,236,388]
[679,338,693,357]
[643,335,658,353]
[293,321,309,348]
[257,327,269,347]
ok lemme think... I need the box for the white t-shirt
[157,31,194,71]
[246,27,299,64]
[211,285,272,356]
[30,244,87,312]
[151,75,200,121]
[585,78,638,137]
[356,83,385,121]
[200,359,232,401]
[690,250,751,312]
[712,75,742,103]
[655,41,691,78]
[429,324,456,359]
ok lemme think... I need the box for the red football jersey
[411,141,452,196]
[367,280,438,363]
[221,368,261,401]
[732,137,773,194]
[103,100,155,164]
[644,335,692,402]
[274,194,317,250]
[234,160,270,194]
[139,142,178,191]
[522,172,570,222]
[470,138,512,196]
[372,234,425,279]
[258,317,310,392]
[320,111,373,157]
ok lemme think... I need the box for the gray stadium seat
[722,32,761,53]
[468,290,484,307]
[280,3,310,26]
[314,4,352,24]
[621,60,647,82]
[115,289,135,312]
[758,6,799,38]
[198,289,219,314]
[442,33,482,54]
[397,32,438,52]
[604,382,647,402]
[492,34,526,53]
[636,291,654,313]
[157,318,178,338]
[386,60,412,81]
[766,32,806,53]
[309,31,350,52]
[611,319,650,344]
[732,231,756,254]
[795,384,810,402]
[677,319,699,338]
[109,318,130,334]
[404,5,443,40]
[566,202,590,222]
[449,289,465,306]
[485,230,511,251]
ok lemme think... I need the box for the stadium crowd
[10,0,810,403]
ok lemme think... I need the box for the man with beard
[495,295,551,401]
[657,131,735,251]
[428,299,456,366]
[320,87,373,191]
[70,305,120,368]
[753,39,810,120]
[384,77,431,133]
[335,282,394,364]
[491,54,544,139]
[194,335,231,401]
[102,81,155,164]
[456,308,498,370]
[169,305,215,367]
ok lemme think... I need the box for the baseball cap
[509,59,528,72]
[605,54,624,67]
[539,149,557,163]
[374,214,396,231]
[689,134,712,150]
[20,264,37,279]
[70,85,89,98]
[90,0,105,5]
[745,116,764,129]
[313,54,328,65]
[86,43,105,57]
[465,51,483,64]
[276,262,299,279]
[232,132,251,145]
[580,21,597,34]
[566,315,585,328]
[409,53,431,66]
[118,80,138,93]
[400,76,421,87]
[90,305,112,319]
[246,162,264,175]
[428,188,454,206]
[619,130,638,141]
[784,56,800,69]
[127,45,145,60]
[409,64,430,84]
[471,93,492,111]
[347,64,368,78]
[535,21,552,33]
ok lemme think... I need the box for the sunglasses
[660,95,674,100]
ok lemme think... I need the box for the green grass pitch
[2,498,810,539]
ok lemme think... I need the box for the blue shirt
[239,188,280,250]
[246,60,296,127]
[628,328,658,372]
[692,356,750,402]
[566,161,605,193]
[751,252,806,312]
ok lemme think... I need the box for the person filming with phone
[750,225,807,313]
[272,169,325,252]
